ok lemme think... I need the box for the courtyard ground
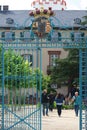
[42,109,79,130]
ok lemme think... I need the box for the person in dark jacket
[41,89,49,116]
[48,91,55,111]
[55,93,63,117]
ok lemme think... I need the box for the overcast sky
[0,0,87,10]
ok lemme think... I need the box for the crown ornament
[29,7,55,18]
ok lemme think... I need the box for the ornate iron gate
[0,43,42,130]
[0,12,87,130]
[0,34,87,130]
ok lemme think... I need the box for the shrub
[53,101,74,109]
[62,104,74,109]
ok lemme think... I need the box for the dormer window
[74,18,81,24]
[6,18,14,24]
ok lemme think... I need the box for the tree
[3,49,33,110]
[50,49,79,96]
[81,15,87,25]
[1,49,50,110]
[33,68,51,92]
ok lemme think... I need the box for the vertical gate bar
[24,49,26,122]
[79,48,87,130]
[36,47,39,130]
[40,48,42,130]
[1,46,5,130]
[84,48,87,130]
[79,48,82,130]
[36,48,39,102]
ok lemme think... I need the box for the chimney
[3,5,9,11]
[0,5,1,11]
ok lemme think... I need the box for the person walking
[48,91,55,112]
[41,89,49,116]
[72,91,80,117]
[55,93,63,117]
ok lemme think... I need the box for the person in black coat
[41,89,49,116]
[48,91,55,111]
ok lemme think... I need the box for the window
[74,32,81,42]
[20,31,34,41]
[51,31,62,42]
[1,32,5,39]
[24,31,30,38]
[48,51,61,66]
[20,32,24,40]
[58,32,62,41]
[75,32,85,42]
[74,18,81,24]
[50,54,59,66]
[70,32,85,42]
[1,31,15,41]
[5,32,12,39]
[6,18,14,24]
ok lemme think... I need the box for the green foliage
[47,88,56,94]
[3,49,33,90]
[62,104,74,109]
[42,75,51,90]
[0,46,2,87]
[81,15,87,25]
[1,49,51,91]
[37,102,41,108]
[53,101,56,108]
[33,68,51,90]
[53,101,74,109]
[50,49,79,89]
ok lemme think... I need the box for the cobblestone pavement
[42,109,79,130]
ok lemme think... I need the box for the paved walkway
[42,109,79,130]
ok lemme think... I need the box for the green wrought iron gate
[0,26,87,130]
[0,44,42,130]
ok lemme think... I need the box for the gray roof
[0,10,87,28]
